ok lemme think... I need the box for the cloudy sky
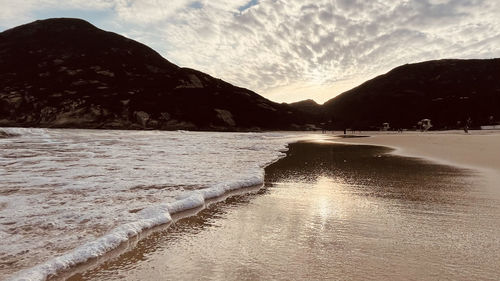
[1,0,499,103]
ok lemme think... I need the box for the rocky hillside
[0,18,314,131]
[323,59,500,130]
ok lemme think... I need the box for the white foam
[1,128,322,281]
[8,173,269,281]
[9,214,173,281]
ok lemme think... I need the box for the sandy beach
[334,130,500,174]
[63,132,500,281]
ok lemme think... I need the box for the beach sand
[64,134,500,281]
[334,130,500,173]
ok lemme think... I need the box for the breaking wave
[0,128,316,281]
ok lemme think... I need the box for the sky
[1,0,499,104]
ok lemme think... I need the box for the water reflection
[70,143,500,281]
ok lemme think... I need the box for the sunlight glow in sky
[1,0,499,103]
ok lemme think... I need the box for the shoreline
[69,141,500,281]
[47,184,266,281]
[1,128,302,281]
[18,185,266,281]
[6,130,500,280]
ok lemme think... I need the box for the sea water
[0,128,316,280]
[74,142,500,281]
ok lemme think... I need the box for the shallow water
[71,142,500,281]
[0,128,318,280]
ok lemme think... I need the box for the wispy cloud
[1,0,499,103]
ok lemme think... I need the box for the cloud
[0,0,499,103]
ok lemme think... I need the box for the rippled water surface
[0,128,315,280]
[73,142,500,281]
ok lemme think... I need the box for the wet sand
[65,141,500,281]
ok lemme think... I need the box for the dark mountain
[288,99,323,114]
[323,59,500,130]
[0,18,315,131]
[287,99,325,125]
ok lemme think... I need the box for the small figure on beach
[464,117,472,133]
[381,122,390,131]
[420,119,432,132]
[417,121,423,131]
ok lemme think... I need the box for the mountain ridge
[0,18,315,131]
[1,18,499,131]
[322,58,500,129]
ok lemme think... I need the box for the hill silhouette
[1,19,499,131]
[323,59,500,130]
[0,18,314,130]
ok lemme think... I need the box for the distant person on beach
[464,117,472,133]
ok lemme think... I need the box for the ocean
[0,128,318,280]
